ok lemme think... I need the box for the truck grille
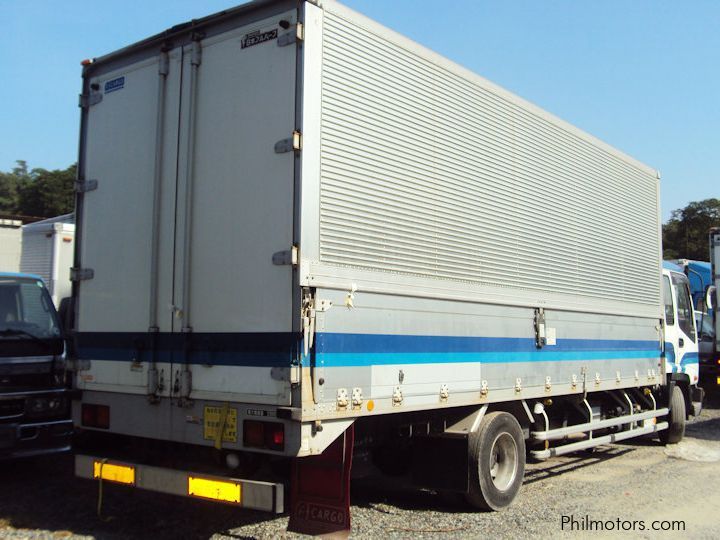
[0,399,24,418]
[0,373,52,390]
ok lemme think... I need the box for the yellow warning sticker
[203,406,238,443]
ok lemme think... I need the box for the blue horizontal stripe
[77,332,663,369]
[664,343,699,374]
[680,352,699,367]
[75,332,296,367]
[317,350,660,367]
[317,333,659,354]
[315,333,660,367]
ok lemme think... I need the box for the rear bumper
[75,454,284,513]
[0,418,73,460]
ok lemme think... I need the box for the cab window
[662,276,674,325]
[671,274,696,341]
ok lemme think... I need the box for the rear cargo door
[76,50,183,395]
[169,13,298,404]
[713,231,720,356]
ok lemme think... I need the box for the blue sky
[1,0,718,221]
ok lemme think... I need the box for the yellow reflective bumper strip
[93,461,135,485]
[188,476,242,504]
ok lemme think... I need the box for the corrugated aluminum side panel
[19,229,52,285]
[313,5,661,314]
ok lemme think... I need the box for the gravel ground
[2,396,719,540]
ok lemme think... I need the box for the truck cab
[0,272,72,458]
[662,262,704,417]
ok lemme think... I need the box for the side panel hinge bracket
[75,179,98,193]
[70,267,95,281]
[272,245,299,266]
[277,23,304,47]
[274,130,302,153]
[79,92,103,108]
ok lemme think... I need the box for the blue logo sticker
[104,76,125,94]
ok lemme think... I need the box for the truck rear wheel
[466,412,525,511]
[660,385,686,444]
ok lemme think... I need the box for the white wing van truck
[69,0,697,534]
[20,214,76,307]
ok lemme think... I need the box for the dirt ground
[1,393,719,539]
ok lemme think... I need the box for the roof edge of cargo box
[317,0,659,180]
[81,0,659,179]
[82,0,300,79]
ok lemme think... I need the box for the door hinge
[274,130,302,153]
[277,22,303,47]
[272,245,299,266]
[79,92,103,108]
[302,292,332,357]
[75,179,98,193]
[70,267,94,281]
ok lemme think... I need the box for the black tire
[660,385,686,444]
[466,412,526,511]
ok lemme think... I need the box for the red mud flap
[288,424,354,537]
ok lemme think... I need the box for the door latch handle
[678,338,685,348]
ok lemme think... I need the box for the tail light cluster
[81,404,285,450]
[81,403,110,429]
[243,420,284,451]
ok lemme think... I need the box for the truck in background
[662,262,703,422]
[672,259,716,391]
[0,272,72,459]
[709,229,720,390]
[0,218,23,272]
[69,0,694,534]
[672,259,713,312]
[20,214,75,307]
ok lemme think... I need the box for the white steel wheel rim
[488,432,518,491]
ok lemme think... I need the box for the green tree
[18,164,76,217]
[662,198,720,260]
[0,161,75,217]
[0,160,31,213]
[0,171,20,212]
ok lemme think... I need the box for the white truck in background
[0,218,23,272]
[68,0,696,535]
[20,214,75,307]
[710,229,720,388]
[662,262,703,435]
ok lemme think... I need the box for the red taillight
[243,420,284,451]
[81,404,110,429]
[273,428,284,447]
[243,420,265,448]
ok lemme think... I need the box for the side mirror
[58,296,74,337]
[706,286,716,311]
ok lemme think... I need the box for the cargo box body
[73,0,663,457]
[20,215,75,307]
